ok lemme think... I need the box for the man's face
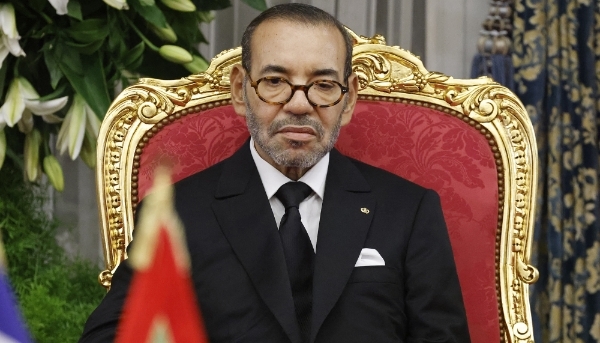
[244,83,346,169]
[231,19,358,173]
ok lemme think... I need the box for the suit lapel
[311,150,376,342]
[211,143,302,343]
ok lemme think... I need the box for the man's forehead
[252,18,342,42]
[249,19,346,76]
[258,64,341,79]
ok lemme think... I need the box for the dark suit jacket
[80,142,470,343]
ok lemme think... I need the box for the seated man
[80,3,470,343]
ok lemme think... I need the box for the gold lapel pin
[361,208,370,214]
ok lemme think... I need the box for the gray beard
[243,81,344,169]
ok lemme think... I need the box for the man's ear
[230,64,247,117]
[340,73,359,126]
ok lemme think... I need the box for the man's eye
[314,81,335,91]
[264,78,285,86]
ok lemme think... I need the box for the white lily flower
[0,77,68,132]
[56,94,94,160]
[24,96,68,123]
[103,0,129,10]
[0,3,25,69]
[0,78,24,127]
[48,0,69,15]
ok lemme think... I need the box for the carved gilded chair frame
[96,29,539,343]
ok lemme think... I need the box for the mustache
[268,116,325,139]
[242,82,327,140]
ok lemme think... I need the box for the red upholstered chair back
[97,30,539,343]
[135,102,500,342]
[137,107,248,199]
[339,101,500,342]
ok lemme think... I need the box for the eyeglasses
[247,75,349,108]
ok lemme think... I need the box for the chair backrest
[96,29,539,343]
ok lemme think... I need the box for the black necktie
[276,181,314,342]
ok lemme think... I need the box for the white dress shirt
[249,138,329,252]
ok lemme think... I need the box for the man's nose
[283,88,313,114]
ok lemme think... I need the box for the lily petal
[17,77,39,99]
[41,113,63,124]
[56,128,69,155]
[103,0,129,10]
[85,103,101,138]
[17,110,34,134]
[24,95,69,115]
[0,4,19,39]
[2,35,25,57]
[56,105,71,155]
[48,0,69,15]
[79,132,96,169]
[0,78,25,127]
[0,42,9,69]
[56,94,86,160]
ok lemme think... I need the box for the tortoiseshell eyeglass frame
[246,73,349,108]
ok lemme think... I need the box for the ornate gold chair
[96,29,539,343]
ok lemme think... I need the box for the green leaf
[122,42,145,70]
[64,39,105,55]
[0,55,9,102]
[107,26,127,56]
[30,24,56,39]
[53,42,84,74]
[67,1,83,21]
[55,49,110,118]
[37,83,67,102]
[65,19,109,43]
[130,0,168,28]
[168,11,206,45]
[240,0,267,11]
[43,50,64,89]
[80,54,111,119]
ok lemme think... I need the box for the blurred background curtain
[470,0,515,90]
[512,0,600,341]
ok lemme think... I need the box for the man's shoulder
[172,154,230,199]
[175,142,250,188]
[341,153,431,196]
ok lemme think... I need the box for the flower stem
[122,14,159,51]
[39,11,53,25]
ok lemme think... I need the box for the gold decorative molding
[96,29,538,343]
[96,48,242,287]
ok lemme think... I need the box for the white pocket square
[354,248,385,267]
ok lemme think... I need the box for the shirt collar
[249,137,329,199]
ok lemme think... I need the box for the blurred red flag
[115,168,208,343]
